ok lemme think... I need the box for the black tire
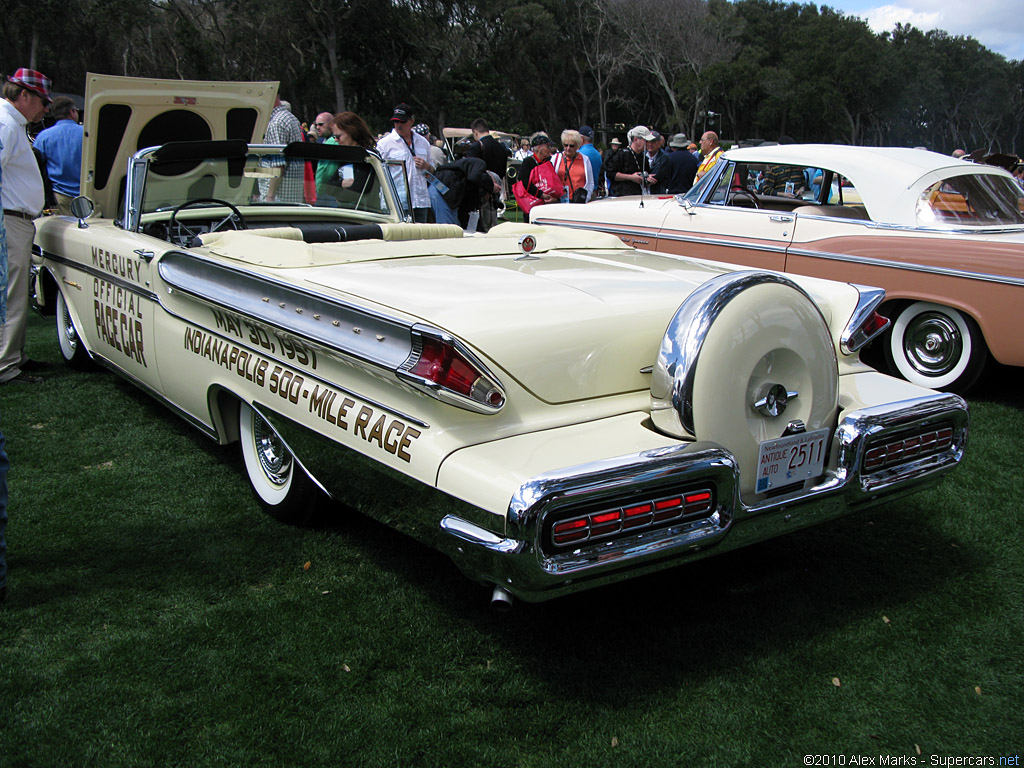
[883,301,988,394]
[56,289,93,369]
[238,402,323,525]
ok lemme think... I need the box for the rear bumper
[439,392,968,602]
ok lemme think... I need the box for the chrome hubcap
[753,383,799,417]
[904,313,962,375]
[253,414,291,486]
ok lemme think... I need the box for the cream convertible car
[33,76,968,605]
[536,145,1024,393]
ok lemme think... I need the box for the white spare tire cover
[651,272,839,501]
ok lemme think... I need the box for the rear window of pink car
[916,174,1024,226]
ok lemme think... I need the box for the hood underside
[82,73,277,218]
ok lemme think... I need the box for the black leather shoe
[6,372,43,384]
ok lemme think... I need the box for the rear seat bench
[201,221,464,247]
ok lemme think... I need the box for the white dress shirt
[376,128,432,210]
[0,99,45,216]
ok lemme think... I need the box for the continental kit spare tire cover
[651,272,839,502]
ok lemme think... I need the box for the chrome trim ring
[650,271,825,438]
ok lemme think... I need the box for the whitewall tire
[885,301,987,393]
[239,402,321,524]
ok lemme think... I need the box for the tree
[595,0,737,133]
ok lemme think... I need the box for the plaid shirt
[261,106,305,203]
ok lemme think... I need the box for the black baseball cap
[390,103,414,122]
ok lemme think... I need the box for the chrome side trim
[159,251,415,370]
[35,248,161,302]
[535,218,792,256]
[841,284,889,354]
[160,253,504,416]
[650,271,824,439]
[538,217,1024,290]
[786,245,1024,288]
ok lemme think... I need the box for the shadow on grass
[307,486,976,706]
[969,360,1024,407]
[8,313,985,712]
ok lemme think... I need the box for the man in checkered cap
[1,68,51,385]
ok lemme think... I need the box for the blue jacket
[34,119,84,197]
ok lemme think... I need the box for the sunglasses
[564,143,578,148]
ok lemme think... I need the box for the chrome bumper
[439,393,968,602]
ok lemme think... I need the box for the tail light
[550,488,715,548]
[842,285,890,354]
[399,326,506,413]
[863,426,953,472]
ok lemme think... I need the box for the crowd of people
[291,99,722,225]
[512,124,711,220]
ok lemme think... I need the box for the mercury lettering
[91,246,139,282]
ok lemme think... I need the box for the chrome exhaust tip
[490,585,513,611]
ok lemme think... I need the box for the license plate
[755,428,829,493]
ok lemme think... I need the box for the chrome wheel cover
[253,413,292,487]
[59,293,78,353]
[902,311,963,377]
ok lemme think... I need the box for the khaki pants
[0,215,35,382]
[55,193,75,217]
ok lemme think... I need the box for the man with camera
[605,125,655,197]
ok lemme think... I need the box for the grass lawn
[1,310,1022,766]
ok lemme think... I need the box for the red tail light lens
[399,329,506,412]
[549,488,715,548]
[409,337,479,396]
[863,427,954,472]
[842,286,890,354]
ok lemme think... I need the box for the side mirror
[70,196,95,227]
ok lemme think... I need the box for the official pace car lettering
[184,326,420,462]
[210,308,318,370]
[91,246,139,283]
[93,278,147,366]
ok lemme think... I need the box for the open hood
[81,73,278,217]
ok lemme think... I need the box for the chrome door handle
[770,215,793,223]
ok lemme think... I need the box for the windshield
[140,143,395,217]
[680,163,719,202]
[916,173,1024,227]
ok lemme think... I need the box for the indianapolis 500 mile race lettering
[183,326,420,461]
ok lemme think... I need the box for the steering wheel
[168,198,247,245]
[729,188,761,209]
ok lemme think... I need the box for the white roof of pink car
[722,144,1016,227]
